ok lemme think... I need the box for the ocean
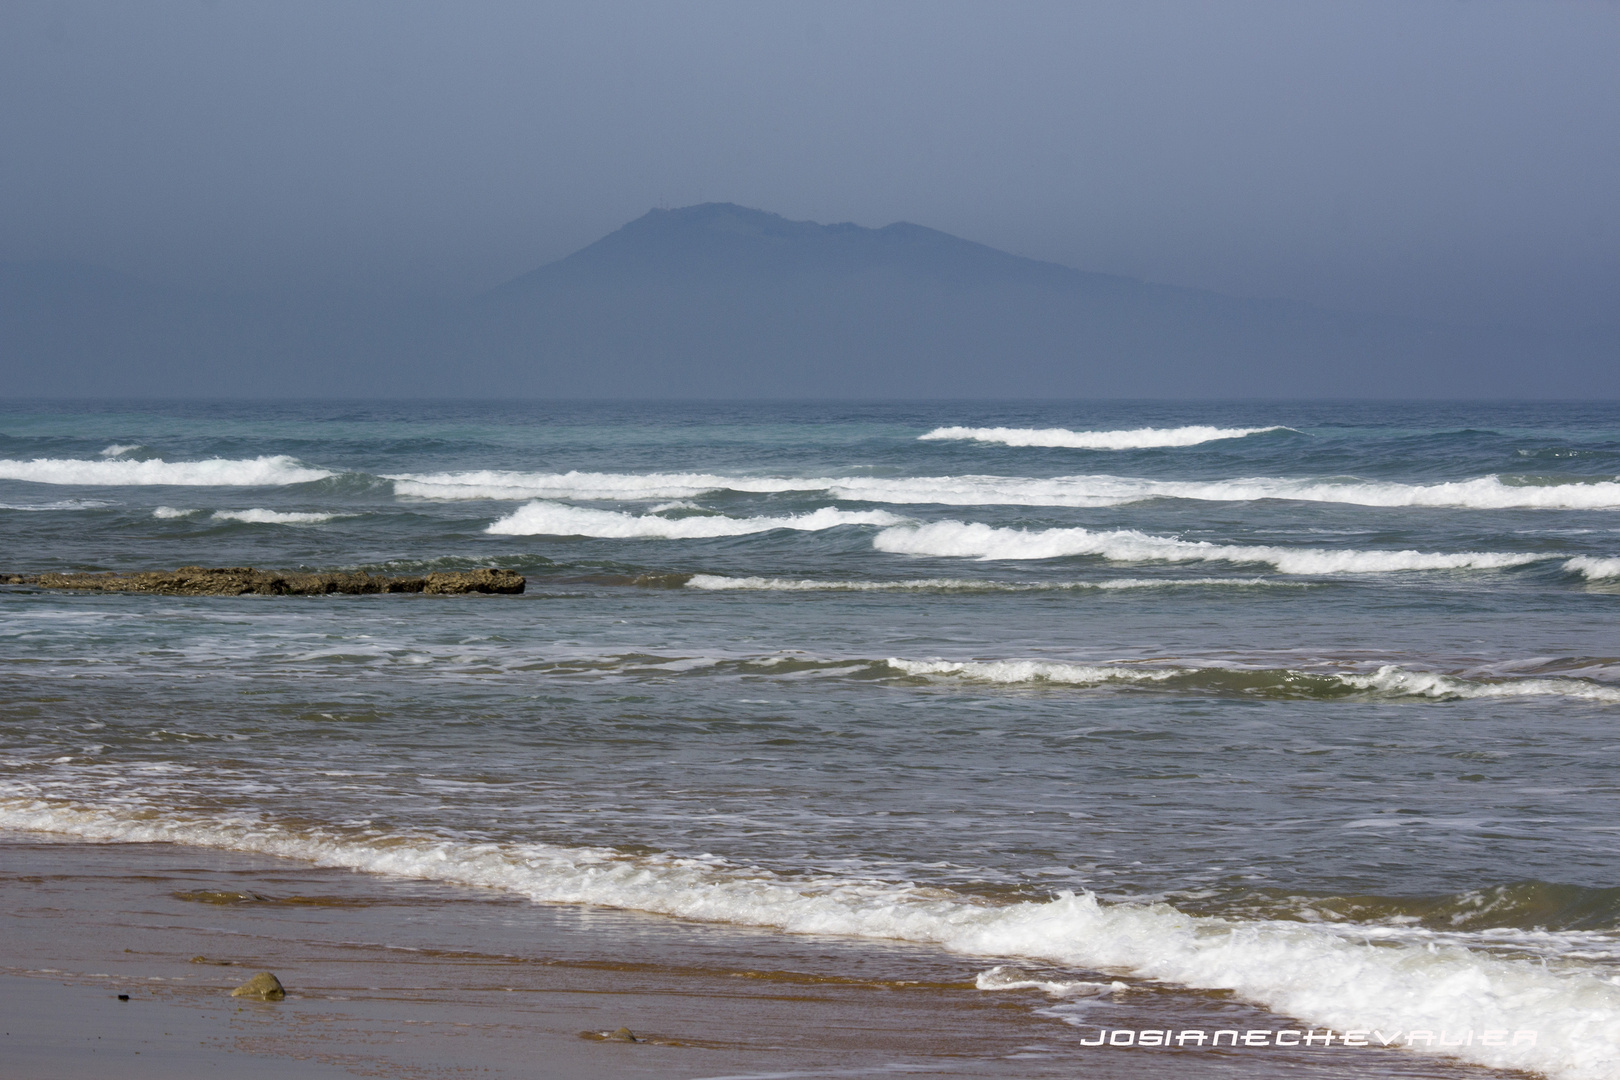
[3,398,1619,1078]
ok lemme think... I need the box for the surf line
[1074,1027,1538,1048]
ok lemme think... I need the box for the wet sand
[0,836,1534,1079]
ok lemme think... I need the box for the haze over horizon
[2,0,1617,336]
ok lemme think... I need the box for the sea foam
[1,796,1614,1080]
[390,468,1620,511]
[0,456,332,487]
[1567,556,1620,581]
[918,424,1291,449]
[682,575,1285,592]
[885,658,1620,704]
[486,501,905,538]
[0,499,108,512]
[211,509,345,525]
[873,521,1542,574]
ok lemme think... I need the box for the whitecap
[389,468,1620,511]
[1566,556,1620,581]
[885,657,1620,704]
[874,521,1543,574]
[682,575,1287,592]
[918,424,1292,449]
[486,501,904,539]
[211,509,345,525]
[0,499,109,512]
[0,456,332,487]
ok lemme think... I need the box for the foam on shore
[0,797,1614,1080]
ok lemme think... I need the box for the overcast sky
[2,0,1616,327]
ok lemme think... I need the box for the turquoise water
[3,400,1620,1078]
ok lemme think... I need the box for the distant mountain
[3,204,1614,397]
[458,203,1609,398]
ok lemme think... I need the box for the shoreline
[1,834,1535,1079]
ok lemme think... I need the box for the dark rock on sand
[230,972,286,1000]
[7,566,523,596]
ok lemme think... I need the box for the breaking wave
[0,499,108,512]
[389,468,1620,511]
[486,502,905,539]
[884,658,1620,704]
[917,424,1292,449]
[1567,556,1620,581]
[873,521,1542,574]
[682,575,1288,592]
[0,456,333,487]
[0,797,1613,1080]
[211,509,346,525]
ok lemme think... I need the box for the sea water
[2,399,1618,1078]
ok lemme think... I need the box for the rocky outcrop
[3,566,523,595]
[423,568,524,594]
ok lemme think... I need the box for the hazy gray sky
[2,0,1616,326]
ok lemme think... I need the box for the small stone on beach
[229,972,286,1000]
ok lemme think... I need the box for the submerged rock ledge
[0,566,524,596]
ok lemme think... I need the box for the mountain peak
[497,203,1076,292]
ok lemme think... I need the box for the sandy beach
[2,835,1536,1079]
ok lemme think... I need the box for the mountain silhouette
[4,204,1613,397]
[460,203,1586,397]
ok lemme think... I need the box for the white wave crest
[389,468,1620,511]
[1,798,1613,1080]
[0,499,108,512]
[390,469,754,501]
[874,521,1542,574]
[152,506,201,519]
[98,444,142,458]
[683,575,1286,592]
[1566,556,1620,581]
[0,456,332,487]
[890,658,1178,686]
[486,502,905,538]
[393,469,1129,508]
[211,509,345,525]
[1343,666,1620,704]
[1145,474,1620,511]
[886,658,1620,703]
[918,424,1290,449]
